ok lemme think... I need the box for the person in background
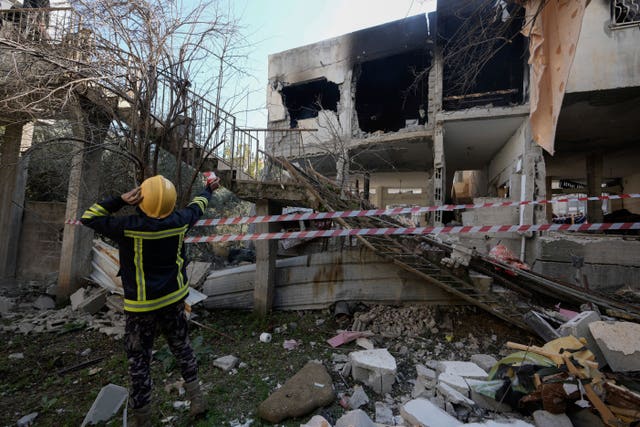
[81,174,221,426]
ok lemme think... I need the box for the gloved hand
[204,172,221,191]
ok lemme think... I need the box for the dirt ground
[1,299,537,426]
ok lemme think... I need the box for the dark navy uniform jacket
[81,189,211,313]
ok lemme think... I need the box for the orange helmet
[139,175,177,219]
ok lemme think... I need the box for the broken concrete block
[438,372,481,395]
[79,289,107,314]
[335,409,376,427]
[400,398,462,427]
[416,363,437,388]
[257,361,334,423]
[557,311,605,366]
[300,415,332,427]
[436,361,487,380]
[533,410,573,427]
[348,385,369,409]
[356,337,374,350]
[16,412,38,427]
[437,382,475,407]
[80,384,128,427]
[589,321,640,372]
[0,296,14,316]
[375,401,394,425]
[469,271,492,293]
[412,380,435,399]
[470,354,498,373]
[33,295,55,310]
[186,261,211,288]
[213,355,239,372]
[350,349,396,394]
[70,288,86,310]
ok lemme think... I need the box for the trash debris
[489,244,529,271]
[327,330,373,348]
[260,332,271,343]
[283,339,300,350]
[80,383,128,427]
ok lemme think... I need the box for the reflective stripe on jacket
[81,188,212,312]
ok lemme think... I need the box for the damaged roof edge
[268,13,432,62]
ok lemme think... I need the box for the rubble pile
[0,285,125,339]
[352,304,455,337]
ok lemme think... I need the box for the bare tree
[1,0,251,205]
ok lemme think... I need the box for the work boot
[131,404,152,427]
[184,380,207,417]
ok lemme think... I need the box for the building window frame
[610,0,640,29]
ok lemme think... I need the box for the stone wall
[16,201,66,280]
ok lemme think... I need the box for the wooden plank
[254,199,279,316]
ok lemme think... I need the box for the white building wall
[566,1,640,92]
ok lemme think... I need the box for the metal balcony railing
[152,71,263,181]
[0,7,83,46]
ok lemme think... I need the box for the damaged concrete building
[265,0,640,291]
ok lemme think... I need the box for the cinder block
[557,311,605,366]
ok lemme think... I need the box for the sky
[223,0,438,130]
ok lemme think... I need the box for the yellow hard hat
[139,175,177,219]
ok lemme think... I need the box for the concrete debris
[356,337,374,350]
[589,321,640,372]
[185,261,211,288]
[351,305,440,337]
[532,410,573,427]
[348,385,369,409]
[400,398,462,427]
[438,371,481,395]
[416,364,437,388]
[33,295,55,310]
[70,288,87,310]
[213,355,239,372]
[70,287,107,314]
[350,349,397,394]
[16,412,38,427]
[557,311,604,366]
[334,409,376,427]
[469,271,492,293]
[375,401,394,425]
[9,352,24,359]
[436,382,476,407]
[257,361,334,423]
[300,415,332,427]
[0,296,14,316]
[80,383,128,427]
[470,354,498,373]
[436,361,488,380]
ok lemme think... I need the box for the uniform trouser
[124,301,198,409]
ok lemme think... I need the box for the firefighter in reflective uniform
[81,174,220,426]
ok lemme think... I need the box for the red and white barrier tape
[182,222,640,243]
[65,193,640,227]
